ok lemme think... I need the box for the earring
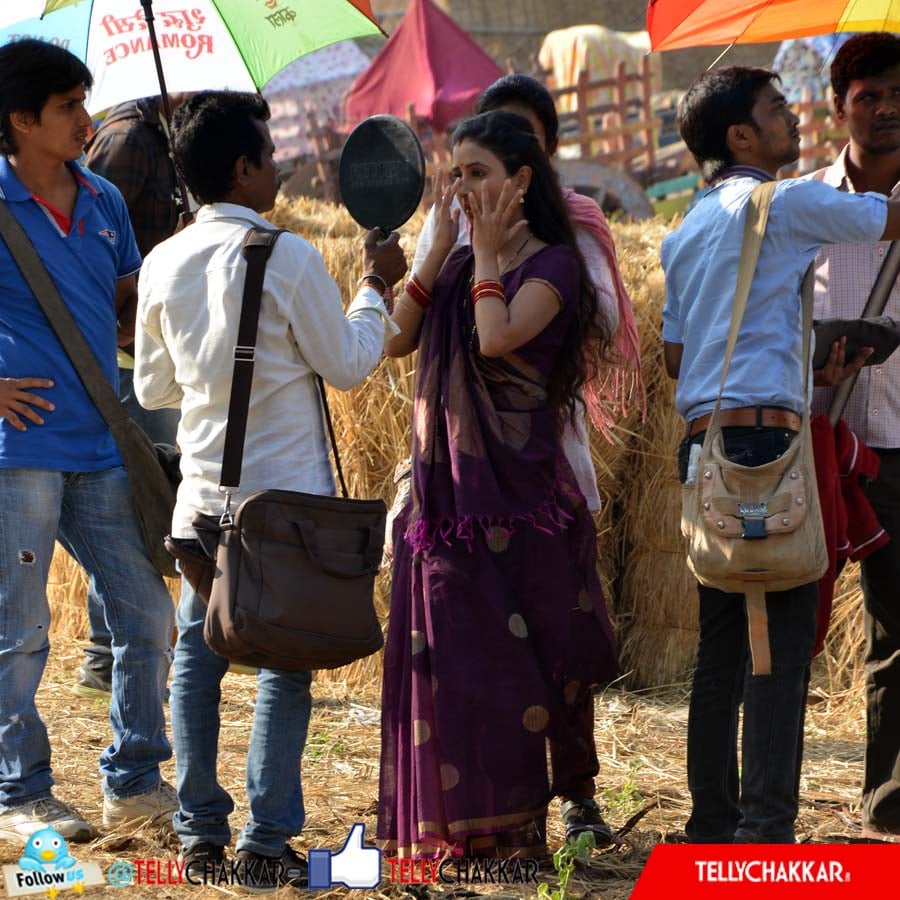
[519,193,526,204]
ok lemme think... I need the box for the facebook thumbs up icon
[308,823,382,890]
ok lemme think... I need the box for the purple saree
[377,244,618,859]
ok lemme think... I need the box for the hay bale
[598,219,696,686]
[815,565,865,696]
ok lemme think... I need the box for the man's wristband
[357,273,388,296]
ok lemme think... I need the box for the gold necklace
[499,233,532,275]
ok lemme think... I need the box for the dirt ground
[0,643,870,900]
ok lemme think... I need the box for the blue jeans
[84,367,181,669]
[0,466,174,809]
[678,427,817,843]
[169,581,312,855]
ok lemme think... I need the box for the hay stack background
[48,197,867,696]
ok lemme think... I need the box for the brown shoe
[861,826,900,843]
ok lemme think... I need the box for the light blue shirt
[661,174,888,422]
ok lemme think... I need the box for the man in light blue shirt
[662,65,900,845]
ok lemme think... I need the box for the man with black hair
[663,65,900,844]
[0,39,176,842]
[810,31,900,842]
[134,90,405,889]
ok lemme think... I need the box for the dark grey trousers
[861,451,900,833]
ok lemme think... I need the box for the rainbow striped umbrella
[648,0,899,51]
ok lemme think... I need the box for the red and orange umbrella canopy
[648,0,900,51]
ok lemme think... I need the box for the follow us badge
[1,828,106,897]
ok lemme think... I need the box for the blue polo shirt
[0,157,141,471]
[661,173,887,423]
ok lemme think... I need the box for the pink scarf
[563,187,646,438]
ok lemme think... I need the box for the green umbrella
[0,1,385,111]
[0,0,386,210]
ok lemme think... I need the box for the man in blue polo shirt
[662,65,900,845]
[0,40,176,842]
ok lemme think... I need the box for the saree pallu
[377,245,618,858]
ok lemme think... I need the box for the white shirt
[135,203,397,536]
[412,199,614,510]
[809,147,900,449]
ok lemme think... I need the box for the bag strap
[219,227,285,495]
[315,375,350,498]
[0,198,131,428]
[218,227,349,519]
[707,181,814,436]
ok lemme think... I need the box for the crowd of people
[1,27,899,893]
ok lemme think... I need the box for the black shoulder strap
[219,227,285,491]
[218,227,350,500]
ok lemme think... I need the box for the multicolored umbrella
[648,0,900,51]
[0,0,384,114]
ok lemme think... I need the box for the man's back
[85,99,177,258]
[662,174,886,422]
[136,203,390,537]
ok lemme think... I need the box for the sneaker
[179,842,227,882]
[102,780,179,830]
[560,797,614,846]
[71,663,112,702]
[0,796,93,844]
[233,845,308,893]
[71,665,169,705]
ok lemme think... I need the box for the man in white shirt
[811,32,900,842]
[134,91,405,889]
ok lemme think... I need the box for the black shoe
[234,845,308,893]
[179,842,227,882]
[560,798,613,846]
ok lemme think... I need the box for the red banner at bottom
[631,844,900,899]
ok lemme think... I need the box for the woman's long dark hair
[452,110,611,426]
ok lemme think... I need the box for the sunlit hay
[603,219,699,687]
[814,565,866,697]
[48,548,89,641]
[17,647,869,900]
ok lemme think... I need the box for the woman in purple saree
[378,110,619,859]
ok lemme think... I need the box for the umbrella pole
[827,240,900,426]
[139,0,193,221]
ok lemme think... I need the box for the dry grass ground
[0,200,875,899]
[0,647,869,900]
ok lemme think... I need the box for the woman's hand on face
[468,177,527,261]
[430,170,461,257]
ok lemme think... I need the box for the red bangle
[383,285,395,315]
[471,279,505,305]
[405,274,432,309]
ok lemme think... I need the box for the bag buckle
[738,501,767,540]
[234,344,255,363]
[219,490,235,527]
